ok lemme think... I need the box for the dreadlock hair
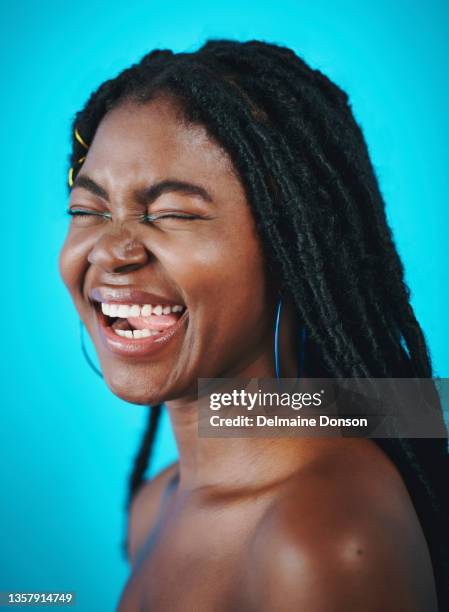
[68,39,449,609]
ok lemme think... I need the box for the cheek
[160,218,269,334]
[58,230,92,305]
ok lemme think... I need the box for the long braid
[197,45,409,373]
[120,403,162,559]
[127,404,163,507]
[69,40,449,609]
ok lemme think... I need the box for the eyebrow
[72,174,213,204]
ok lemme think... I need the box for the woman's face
[59,96,276,405]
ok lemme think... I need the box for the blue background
[1,1,448,609]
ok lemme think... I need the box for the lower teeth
[114,329,161,339]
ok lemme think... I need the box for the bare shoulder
[247,440,438,612]
[127,460,179,566]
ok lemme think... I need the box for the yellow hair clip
[74,127,89,150]
[68,156,87,188]
[68,128,89,187]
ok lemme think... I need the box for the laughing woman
[59,40,448,611]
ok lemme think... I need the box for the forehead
[82,96,237,189]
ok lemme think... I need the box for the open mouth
[98,301,186,339]
[89,289,189,358]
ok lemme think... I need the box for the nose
[87,225,150,274]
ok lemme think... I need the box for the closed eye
[142,212,201,223]
[67,208,112,220]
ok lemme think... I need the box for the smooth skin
[59,96,438,611]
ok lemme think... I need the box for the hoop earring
[274,298,307,379]
[80,320,103,379]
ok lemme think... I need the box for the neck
[166,399,323,492]
[165,329,312,493]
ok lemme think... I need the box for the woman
[59,39,448,611]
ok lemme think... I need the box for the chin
[102,366,166,406]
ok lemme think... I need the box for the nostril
[113,263,144,274]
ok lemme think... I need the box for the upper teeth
[101,303,184,317]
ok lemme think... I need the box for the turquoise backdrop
[1,1,448,610]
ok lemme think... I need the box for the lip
[90,286,185,306]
